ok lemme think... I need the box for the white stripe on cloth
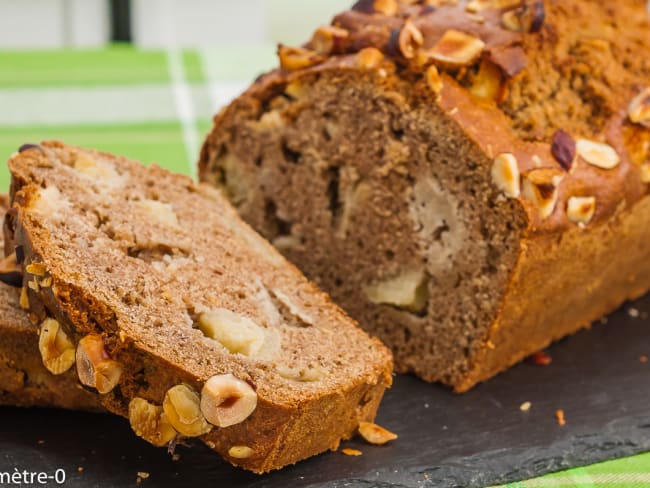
[0,84,212,126]
[165,48,201,178]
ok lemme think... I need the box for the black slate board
[2,295,650,488]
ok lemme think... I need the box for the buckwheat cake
[199,0,650,392]
[5,142,393,473]
[0,194,98,410]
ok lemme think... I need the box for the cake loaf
[199,0,650,391]
[0,194,99,410]
[6,142,392,472]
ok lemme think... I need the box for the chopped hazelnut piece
[628,87,650,127]
[424,30,485,69]
[76,333,123,394]
[310,25,349,55]
[466,0,521,13]
[425,65,443,94]
[501,10,522,31]
[38,318,76,375]
[469,59,505,102]
[128,397,177,447]
[491,153,520,198]
[200,374,257,427]
[519,401,532,412]
[25,262,47,276]
[576,139,620,169]
[355,47,385,70]
[358,421,398,445]
[640,164,650,183]
[373,0,398,15]
[163,385,212,437]
[521,168,565,219]
[228,446,254,459]
[566,196,596,226]
[278,45,326,71]
[398,19,424,59]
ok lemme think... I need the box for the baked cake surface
[6,142,392,472]
[199,0,650,391]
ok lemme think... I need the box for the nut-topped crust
[0,194,99,410]
[212,0,650,236]
[200,0,650,391]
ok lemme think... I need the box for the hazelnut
[469,59,505,102]
[566,196,596,226]
[501,10,522,31]
[425,65,443,94]
[200,374,257,427]
[398,20,424,59]
[276,365,328,382]
[640,163,650,183]
[197,309,268,357]
[466,0,521,13]
[355,47,385,70]
[76,333,123,394]
[19,287,29,309]
[491,153,521,198]
[25,262,47,276]
[373,0,398,15]
[278,45,326,71]
[363,268,429,313]
[424,30,485,68]
[163,384,212,437]
[358,421,398,445]
[309,25,349,54]
[551,130,576,171]
[128,397,177,447]
[228,446,254,459]
[628,87,650,127]
[38,318,76,375]
[136,199,179,227]
[576,139,620,169]
[521,168,565,219]
[284,80,306,100]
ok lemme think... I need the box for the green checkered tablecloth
[1,46,649,488]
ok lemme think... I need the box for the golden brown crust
[202,0,650,237]
[7,142,392,472]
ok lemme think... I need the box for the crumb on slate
[342,448,362,456]
[555,409,566,426]
[520,401,531,412]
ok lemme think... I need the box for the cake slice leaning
[0,194,99,410]
[5,141,393,473]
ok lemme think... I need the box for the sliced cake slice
[5,141,393,473]
[0,194,99,410]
